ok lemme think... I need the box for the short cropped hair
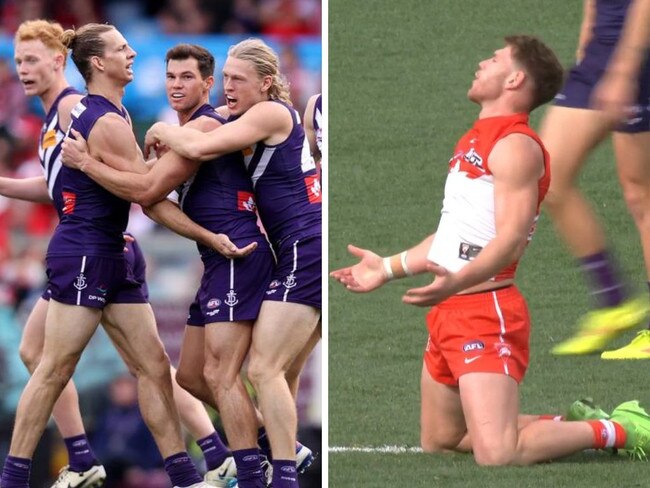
[165,44,215,79]
[505,35,564,111]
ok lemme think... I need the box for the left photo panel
[0,2,322,487]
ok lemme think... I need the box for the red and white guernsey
[427,113,550,281]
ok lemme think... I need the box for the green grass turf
[328,1,650,486]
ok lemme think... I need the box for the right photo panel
[329,0,650,486]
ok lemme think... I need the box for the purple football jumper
[555,0,650,132]
[237,100,322,309]
[45,94,147,308]
[179,104,273,325]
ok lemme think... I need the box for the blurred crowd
[0,0,322,486]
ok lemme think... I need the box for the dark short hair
[505,35,564,111]
[165,44,214,79]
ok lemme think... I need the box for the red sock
[587,420,627,449]
[539,414,564,421]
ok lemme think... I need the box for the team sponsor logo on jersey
[462,340,485,352]
[225,290,238,306]
[237,191,256,212]
[459,242,482,261]
[206,309,220,317]
[71,102,87,119]
[88,294,106,303]
[41,129,57,149]
[96,285,107,295]
[207,298,221,309]
[305,175,321,203]
[74,272,88,291]
[463,148,484,168]
[62,192,77,214]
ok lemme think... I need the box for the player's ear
[204,75,214,92]
[506,70,526,90]
[90,55,104,72]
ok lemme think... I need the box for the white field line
[330,445,423,453]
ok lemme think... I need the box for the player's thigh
[420,363,465,452]
[42,300,101,365]
[458,372,519,464]
[204,320,253,374]
[613,132,650,190]
[102,303,168,370]
[249,301,320,372]
[19,297,49,365]
[540,106,612,191]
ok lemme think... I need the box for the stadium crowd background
[0,0,322,486]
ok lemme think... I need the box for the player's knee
[176,366,203,397]
[135,349,171,381]
[247,356,277,387]
[18,342,41,373]
[472,442,516,466]
[420,432,462,454]
[622,185,650,223]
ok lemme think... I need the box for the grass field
[328,1,650,487]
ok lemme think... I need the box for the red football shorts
[423,285,530,386]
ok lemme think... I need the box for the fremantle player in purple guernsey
[0,24,217,488]
[542,0,650,358]
[142,38,322,488]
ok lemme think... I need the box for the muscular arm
[402,134,543,306]
[64,116,214,206]
[146,101,292,161]
[0,176,50,203]
[143,200,257,258]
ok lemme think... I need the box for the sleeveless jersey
[237,100,321,247]
[313,94,323,155]
[427,113,550,281]
[593,0,630,46]
[47,94,132,257]
[39,86,80,218]
[176,104,265,257]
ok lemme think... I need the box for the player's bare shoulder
[490,133,544,179]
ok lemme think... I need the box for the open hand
[330,244,388,293]
[207,233,258,258]
[402,262,456,307]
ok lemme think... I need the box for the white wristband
[400,251,412,276]
[383,257,394,280]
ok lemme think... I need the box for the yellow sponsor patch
[243,146,254,156]
[42,130,56,149]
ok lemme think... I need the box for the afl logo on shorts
[207,298,221,309]
[462,340,484,352]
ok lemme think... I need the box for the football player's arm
[577,0,596,62]
[143,200,257,258]
[145,101,291,161]
[403,134,543,306]
[330,234,435,293]
[62,116,201,206]
[591,0,650,117]
[303,94,320,161]
[0,176,50,203]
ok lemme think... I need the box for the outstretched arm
[143,200,257,258]
[330,234,435,293]
[0,176,50,203]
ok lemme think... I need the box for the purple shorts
[42,239,149,301]
[45,253,147,309]
[264,234,321,309]
[187,247,274,326]
[554,39,650,133]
